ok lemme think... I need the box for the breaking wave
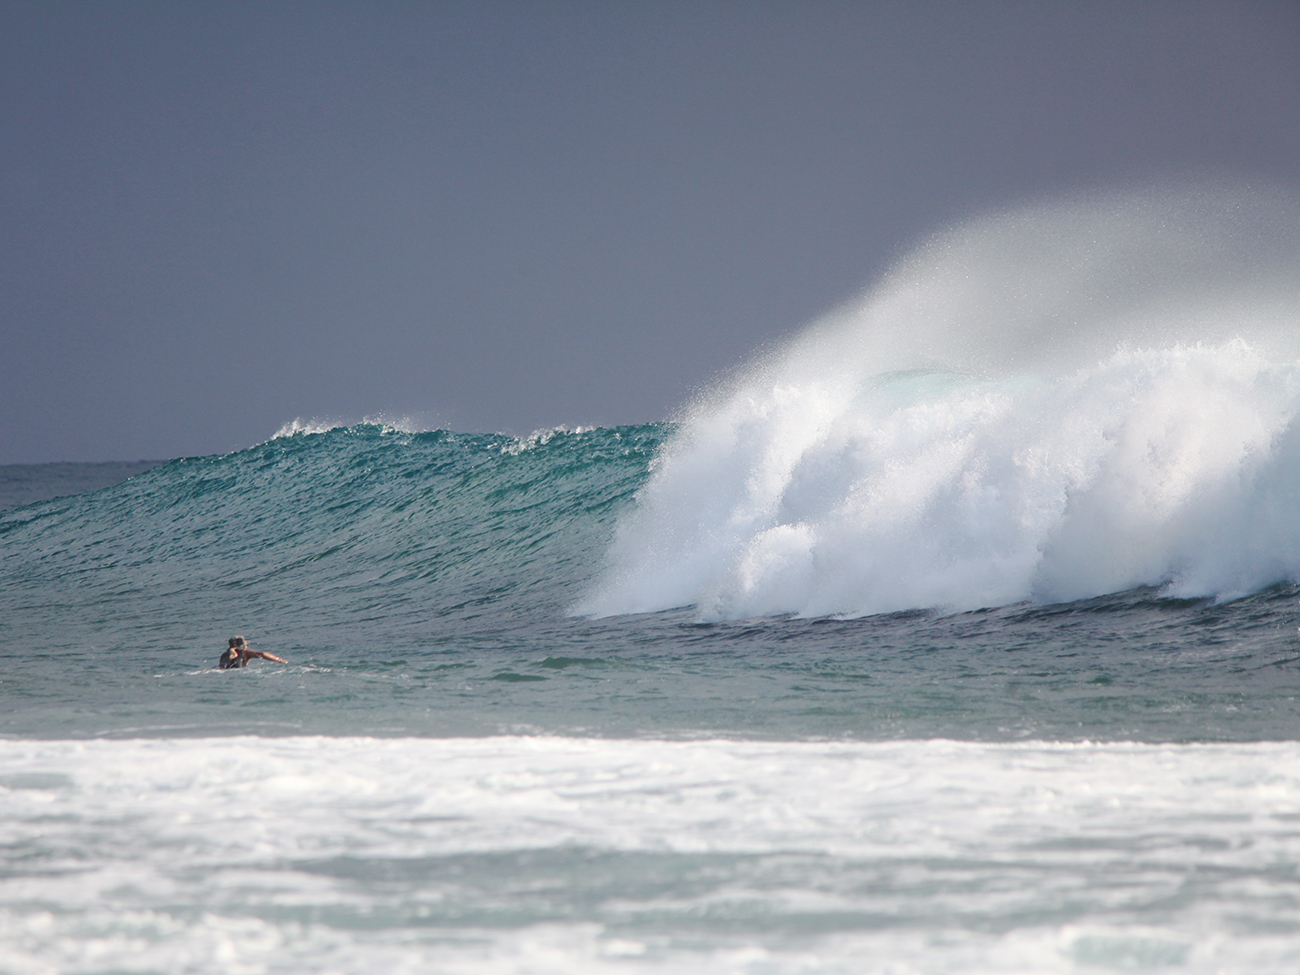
[578,184,1300,619]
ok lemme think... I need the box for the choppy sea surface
[5,187,1300,973]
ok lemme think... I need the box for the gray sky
[2,1,1298,463]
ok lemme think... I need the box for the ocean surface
[5,187,1300,973]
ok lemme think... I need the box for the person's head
[229,636,247,650]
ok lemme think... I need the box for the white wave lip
[270,412,437,440]
[579,185,1300,619]
[4,736,1300,974]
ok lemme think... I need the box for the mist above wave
[578,185,1300,619]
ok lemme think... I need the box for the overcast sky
[2,1,1298,463]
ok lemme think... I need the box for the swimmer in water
[218,635,287,669]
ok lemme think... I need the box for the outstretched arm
[248,649,288,663]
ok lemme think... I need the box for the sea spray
[577,185,1300,619]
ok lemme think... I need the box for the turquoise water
[3,423,1298,744]
[5,187,1300,972]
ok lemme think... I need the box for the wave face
[0,424,662,653]
[13,417,1300,745]
[578,186,1300,619]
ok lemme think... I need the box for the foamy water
[579,186,1300,619]
[5,737,1300,974]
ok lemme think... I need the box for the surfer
[218,635,287,669]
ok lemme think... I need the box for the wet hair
[229,636,247,648]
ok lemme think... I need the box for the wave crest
[270,413,434,440]
[578,186,1300,619]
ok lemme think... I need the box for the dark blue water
[0,459,162,512]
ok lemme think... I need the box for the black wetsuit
[218,648,246,669]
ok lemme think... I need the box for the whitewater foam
[501,425,600,455]
[6,736,1300,974]
[271,412,438,440]
[579,185,1300,619]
